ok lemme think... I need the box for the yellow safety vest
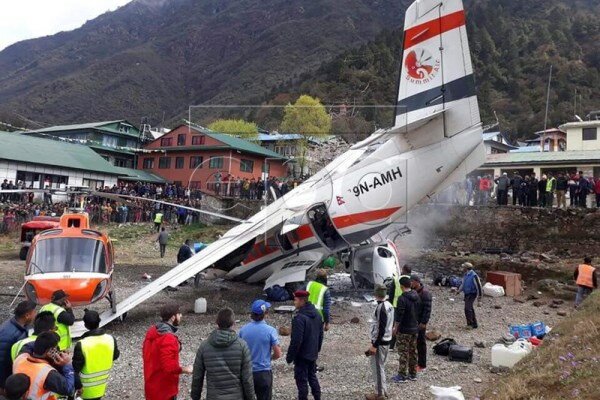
[79,334,115,400]
[306,281,327,321]
[39,303,71,351]
[392,275,410,308]
[11,335,37,362]
[546,177,556,193]
[154,213,163,223]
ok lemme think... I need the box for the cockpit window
[30,238,106,274]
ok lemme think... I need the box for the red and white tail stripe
[395,0,480,136]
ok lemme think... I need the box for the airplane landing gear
[108,289,117,314]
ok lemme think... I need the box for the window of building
[114,158,129,168]
[583,128,597,141]
[142,158,154,169]
[158,157,171,169]
[175,157,184,169]
[192,135,205,145]
[118,124,131,134]
[209,156,223,169]
[160,137,173,147]
[177,134,186,146]
[17,171,69,189]
[82,179,105,190]
[102,136,118,148]
[240,159,254,173]
[190,156,203,169]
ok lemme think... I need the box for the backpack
[448,344,473,363]
[265,285,291,302]
[433,338,457,356]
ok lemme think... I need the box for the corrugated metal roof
[113,167,167,184]
[559,120,600,130]
[0,132,120,175]
[25,120,141,138]
[484,150,600,166]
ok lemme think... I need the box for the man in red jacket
[143,304,193,400]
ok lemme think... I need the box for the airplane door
[307,204,348,251]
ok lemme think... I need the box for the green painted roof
[183,124,287,159]
[113,167,167,184]
[26,120,141,139]
[484,150,600,166]
[0,132,121,175]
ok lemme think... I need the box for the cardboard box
[486,271,522,297]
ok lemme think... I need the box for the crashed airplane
[93,0,486,329]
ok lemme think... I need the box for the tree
[280,95,332,177]
[207,119,258,139]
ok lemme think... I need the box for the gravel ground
[0,228,570,400]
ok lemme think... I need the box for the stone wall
[406,205,600,256]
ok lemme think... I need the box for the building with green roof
[22,120,149,168]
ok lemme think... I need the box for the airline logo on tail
[405,48,440,83]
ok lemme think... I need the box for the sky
[0,0,133,51]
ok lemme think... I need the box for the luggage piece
[433,338,457,356]
[448,344,473,363]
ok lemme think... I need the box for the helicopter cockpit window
[30,238,107,274]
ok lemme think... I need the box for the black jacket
[394,290,420,335]
[415,286,432,325]
[73,329,120,390]
[0,318,28,387]
[556,176,568,191]
[177,244,193,263]
[286,303,323,363]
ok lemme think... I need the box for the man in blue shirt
[458,262,482,329]
[239,300,282,400]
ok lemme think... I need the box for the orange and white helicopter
[2,0,485,331]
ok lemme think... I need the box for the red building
[138,124,288,191]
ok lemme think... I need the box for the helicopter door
[307,204,347,251]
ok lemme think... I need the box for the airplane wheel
[19,247,28,261]
[119,312,128,322]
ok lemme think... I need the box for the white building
[0,131,121,190]
[560,119,600,151]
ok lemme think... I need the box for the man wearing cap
[391,277,420,383]
[458,262,482,329]
[239,300,282,400]
[286,290,323,400]
[365,285,394,400]
[73,310,120,400]
[410,275,432,372]
[39,290,75,351]
[305,269,331,332]
[0,300,36,395]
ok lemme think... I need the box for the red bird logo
[405,49,435,80]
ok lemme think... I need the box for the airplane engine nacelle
[347,242,399,288]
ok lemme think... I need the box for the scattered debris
[474,341,485,348]
[350,301,363,307]
[513,297,526,304]
[426,330,442,341]
[552,299,564,305]
[473,377,483,383]
[557,311,568,317]
[494,305,502,309]
[142,273,152,280]
[350,317,360,324]
[193,298,207,314]
[533,301,547,307]
[274,305,295,313]
[278,326,291,336]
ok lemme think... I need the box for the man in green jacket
[191,308,256,400]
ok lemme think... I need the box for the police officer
[306,269,331,332]
[73,310,119,400]
[39,290,75,351]
[153,209,164,232]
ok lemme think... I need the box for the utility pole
[542,65,553,152]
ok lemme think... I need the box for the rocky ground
[0,224,577,399]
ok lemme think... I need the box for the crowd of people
[448,170,600,208]
[0,257,596,400]
[206,173,303,199]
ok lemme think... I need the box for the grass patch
[482,291,600,399]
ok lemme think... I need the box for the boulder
[350,317,360,324]
[533,301,547,307]
[278,326,291,336]
[426,330,442,341]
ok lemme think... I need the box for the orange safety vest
[576,264,596,289]
[13,354,57,400]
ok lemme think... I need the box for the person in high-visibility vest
[12,331,75,399]
[11,311,56,362]
[39,290,75,351]
[574,256,597,307]
[153,210,164,233]
[306,269,331,331]
[387,265,412,308]
[73,310,119,400]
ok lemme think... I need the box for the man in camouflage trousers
[391,277,420,383]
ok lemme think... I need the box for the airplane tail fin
[394,0,480,137]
